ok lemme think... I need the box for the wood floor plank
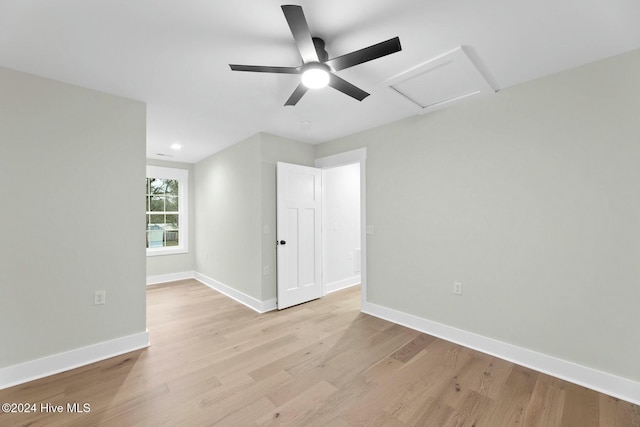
[560,382,600,427]
[449,390,495,427]
[257,380,337,426]
[409,397,456,426]
[521,376,566,427]
[381,344,476,418]
[0,279,637,426]
[599,394,640,427]
[214,397,276,427]
[198,370,292,425]
[390,334,438,363]
[468,357,513,398]
[295,376,375,426]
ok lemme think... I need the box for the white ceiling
[1,0,639,163]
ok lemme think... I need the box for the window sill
[146,247,188,257]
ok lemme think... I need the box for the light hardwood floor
[1,279,638,426]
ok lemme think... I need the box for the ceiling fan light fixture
[301,63,330,89]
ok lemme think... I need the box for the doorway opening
[321,163,361,294]
[316,148,367,308]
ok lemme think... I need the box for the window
[146,166,189,256]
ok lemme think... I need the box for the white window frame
[146,165,189,256]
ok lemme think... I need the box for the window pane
[150,196,165,211]
[147,230,164,248]
[165,196,178,212]
[165,179,179,196]
[149,178,165,195]
[165,214,178,229]
[149,214,164,228]
[165,230,179,247]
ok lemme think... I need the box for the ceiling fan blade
[229,64,300,74]
[328,74,369,101]
[325,37,402,71]
[284,83,309,106]
[281,5,319,63]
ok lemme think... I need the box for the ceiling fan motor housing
[312,37,329,62]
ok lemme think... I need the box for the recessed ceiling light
[170,143,182,150]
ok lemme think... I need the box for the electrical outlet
[94,290,106,305]
[453,282,463,296]
[263,266,270,275]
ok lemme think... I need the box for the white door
[277,162,322,309]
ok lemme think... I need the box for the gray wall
[0,67,147,367]
[194,133,263,299]
[194,132,314,301]
[146,159,195,277]
[316,49,640,382]
[261,133,316,300]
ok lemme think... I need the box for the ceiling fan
[229,5,402,106]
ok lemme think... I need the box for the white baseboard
[146,271,194,285]
[325,275,361,295]
[362,301,640,406]
[194,272,277,313]
[0,331,149,390]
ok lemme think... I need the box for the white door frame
[315,148,367,309]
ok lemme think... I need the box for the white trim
[194,272,277,313]
[362,301,640,405]
[315,147,367,168]
[146,246,188,256]
[324,275,361,295]
[0,331,149,390]
[146,271,195,285]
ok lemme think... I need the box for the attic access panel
[387,47,495,114]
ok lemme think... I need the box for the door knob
[279,240,286,245]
